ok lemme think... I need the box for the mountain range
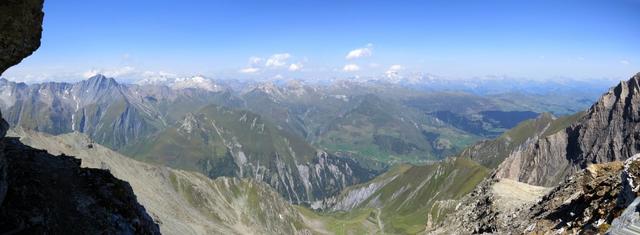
[3,3,640,233]
[0,73,598,205]
[3,70,638,234]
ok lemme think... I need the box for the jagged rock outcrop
[437,155,640,234]
[0,0,43,73]
[435,74,640,234]
[513,161,626,233]
[495,73,640,187]
[609,155,640,234]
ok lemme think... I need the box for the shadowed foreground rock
[0,0,44,73]
[0,138,160,234]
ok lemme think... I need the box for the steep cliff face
[459,112,583,168]
[495,73,640,187]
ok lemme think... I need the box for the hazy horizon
[3,0,639,83]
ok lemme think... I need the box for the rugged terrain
[126,104,377,204]
[496,73,640,187]
[434,73,640,234]
[458,112,583,168]
[10,129,318,234]
[0,72,597,167]
[312,157,488,234]
[0,136,159,234]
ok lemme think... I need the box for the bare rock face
[437,155,640,234]
[0,0,44,74]
[495,73,640,187]
[514,161,626,233]
[609,155,640,234]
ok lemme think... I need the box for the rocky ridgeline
[0,1,159,233]
[496,73,640,187]
[433,74,640,234]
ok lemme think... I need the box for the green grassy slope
[309,157,489,234]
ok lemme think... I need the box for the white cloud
[265,53,291,67]
[388,64,403,71]
[249,56,263,65]
[621,60,630,65]
[288,63,303,71]
[240,53,302,73]
[82,66,136,78]
[343,64,360,72]
[142,70,176,78]
[239,67,260,74]
[346,43,373,60]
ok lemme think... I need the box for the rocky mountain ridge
[496,73,640,187]
[127,104,377,204]
[433,73,640,234]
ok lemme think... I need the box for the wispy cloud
[388,64,403,71]
[239,67,260,74]
[343,64,360,72]
[620,60,630,65]
[249,56,264,66]
[346,43,373,60]
[241,53,304,73]
[265,53,291,67]
[82,66,136,78]
[238,56,264,73]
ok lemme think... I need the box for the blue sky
[3,0,639,82]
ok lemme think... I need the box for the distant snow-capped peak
[137,75,222,92]
[171,76,222,92]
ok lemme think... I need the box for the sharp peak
[615,72,640,90]
[86,74,117,83]
[587,72,640,117]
